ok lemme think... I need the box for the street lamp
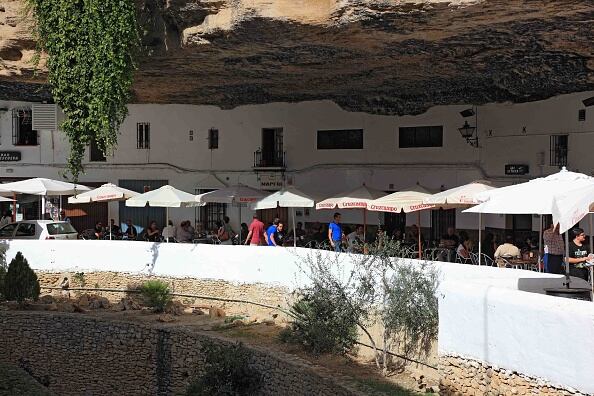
[459,107,479,147]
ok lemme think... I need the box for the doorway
[257,207,289,227]
[431,209,456,243]
[261,128,283,167]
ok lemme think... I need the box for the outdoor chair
[479,253,494,266]
[470,252,479,265]
[456,252,473,265]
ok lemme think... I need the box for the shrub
[139,280,172,312]
[185,342,261,396]
[280,286,359,355]
[4,252,40,303]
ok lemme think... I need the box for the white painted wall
[439,281,594,394]
[3,239,593,393]
[1,91,593,233]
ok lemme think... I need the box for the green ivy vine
[26,0,139,180]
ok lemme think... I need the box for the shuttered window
[137,123,150,149]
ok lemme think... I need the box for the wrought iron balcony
[253,149,286,169]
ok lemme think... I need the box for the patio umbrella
[424,181,496,264]
[68,183,140,240]
[368,184,435,258]
[316,185,386,241]
[126,185,203,229]
[197,184,267,242]
[251,186,315,247]
[465,167,594,276]
[0,177,91,219]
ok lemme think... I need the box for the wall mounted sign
[505,164,529,175]
[259,173,283,189]
[0,151,21,161]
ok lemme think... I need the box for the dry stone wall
[0,311,364,396]
[439,355,587,396]
[36,271,292,319]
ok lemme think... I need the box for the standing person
[221,216,236,245]
[272,222,286,247]
[59,210,70,223]
[266,218,280,246]
[328,212,343,252]
[240,223,249,241]
[0,210,11,227]
[245,215,265,246]
[543,223,564,274]
[567,227,592,281]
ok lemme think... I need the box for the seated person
[494,235,521,259]
[177,221,193,243]
[143,221,160,242]
[107,219,121,237]
[93,221,104,240]
[123,219,138,240]
[162,220,177,242]
[457,239,471,259]
[440,227,459,249]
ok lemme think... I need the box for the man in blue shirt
[266,218,280,246]
[328,212,343,252]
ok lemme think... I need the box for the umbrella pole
[478,213,482,266]
[12,193,16,222]
[363,208,367,242]
[565,231,570,286]
[417,211,421,259]
[239,203,242,243]
[109,204,112,240]
[538,214,543,272]
[166,207,169,242]
[293,207,296,248]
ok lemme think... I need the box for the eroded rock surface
[0,0,593,114]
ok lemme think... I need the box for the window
[550,135,568,167]
[317,129,363,150]
[47,222,77,235]
[430,208,455,242]
[578,109,586,122]
[90,139,106,162]
[12,109,38,146]
[399,126,443,148]
[0,223,16,238]
[196,188,226,232]
[208,128,219,149]
[16,223,36,237]
[137,123,150,149]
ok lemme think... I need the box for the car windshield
[47,223,77,235]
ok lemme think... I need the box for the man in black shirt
[567,227,592,281]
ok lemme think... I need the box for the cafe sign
[0,151,21,162]
[259,173,283,189]
[505,164,529,176]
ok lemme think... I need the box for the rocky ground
[0,293,437,395]
[1,0,593,114]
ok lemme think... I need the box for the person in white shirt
[494,235,521,259]
[0,210,11,227]
[347,225,364,253]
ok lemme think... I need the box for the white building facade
[0,91,593,240]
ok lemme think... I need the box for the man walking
[328,212,343,252]
[266,218,280,246]
[245,214,265,246]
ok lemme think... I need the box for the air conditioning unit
[32,103,57,130]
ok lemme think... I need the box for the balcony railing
[253,149,286,169]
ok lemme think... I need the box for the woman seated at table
[143,221,160,242]
[456,237,473,260]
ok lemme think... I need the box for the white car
[0,220,79,240]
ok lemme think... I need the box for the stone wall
[36,271,292,319]
[0,310,364,396]
[439,356,586,396]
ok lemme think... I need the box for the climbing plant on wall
[26,0,138,180]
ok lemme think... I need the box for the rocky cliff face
[1,0,593,115]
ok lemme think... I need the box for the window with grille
[196,188,226,232]
[12,109,38,146]
[317,129,363,149]
[399,126,443,148]
[578,109,586,122]
[90,139,106,162]
[550,135,568,167]
[137,123,150,149]
[208,128,219,149]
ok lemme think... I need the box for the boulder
[39,295,56,304]
[157,314,177,323]
[208,306,226,318]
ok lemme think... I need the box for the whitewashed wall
[4,239,593,393]
[1,91,594,232]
